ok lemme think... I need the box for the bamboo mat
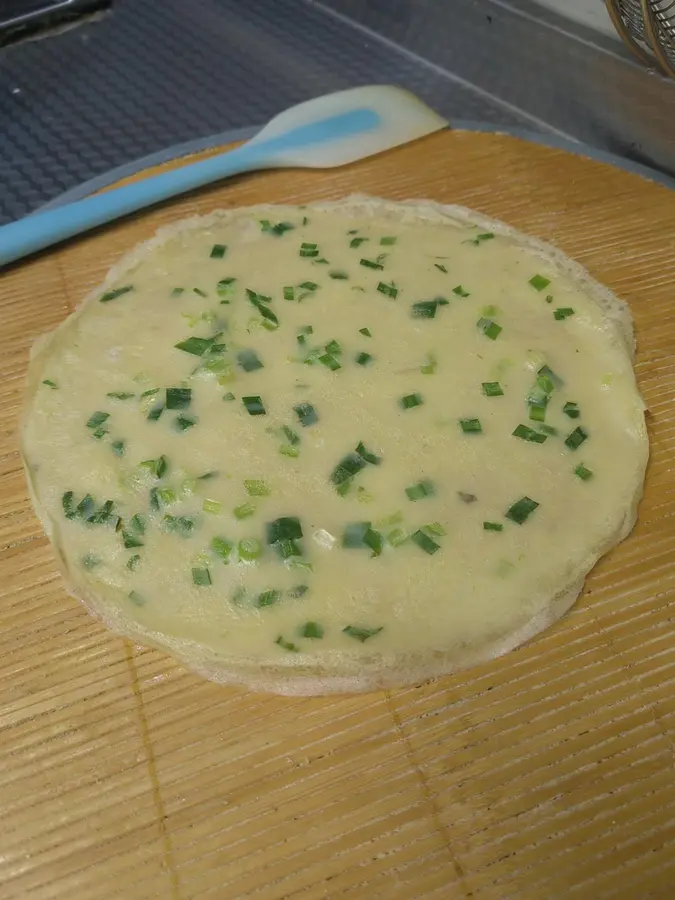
[2,130,675,900]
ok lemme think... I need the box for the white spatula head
[247,84,448,168]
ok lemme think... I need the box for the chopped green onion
[192,566,212,585]
[483,521,504,532]
[107,391,134,400]
[174,336,220,357]
[458,492,477,504]
[122,529,144,549]
[245,288,278,328]
[242,395,266,416]
[170,287,185,297]
[300,242,319,258]
[111,440,125,457]
[281,425,300,446]
[377,281,398,299]
[267,516,303,544]
[129,514,145,534]
[411,529,440,554]
[162,515,197,537]
[140,456,168,478]
[299,621,324,639]
[349,237,368,248]
[244,479,271,496]
[529,274,551,291]
[452,285,470,298]
[421,352,437,375]
[565,426,588,451]
[210,244,227,259]
[329,270,349,280]
[318,352,341,371]
[411,300,441,318]
[210,536,233,563]
[275,635,300,652]
[174,414,196,431]
[478,318,502,340]
[380,236,397,245]
[234,502,256,520]
[528,401,547,423]
[100,285,133,303]
[482,381,504,397]
[505,496,539,524]
[76,494,96,519]
[331,442,381,487]
[574,464,593,481]
[342,522,383,556]
[193,287,207,298]
[360,257,384,270]
[86,411,109,429]
[359,327,372,337]
[539,364,564,389]
[203,499,222,514]
[166,388,192,410]
[222,391,235,402]
[399,393,423,410]
[356,352,373,366]
[459,417,482,434]
[554,307,575,320]
[41,379,58,388]
[563,401,580,418]
[387,527,409,547]
[156,487,177,506]
[129,591,145,606]
[82,553,101,570]
[405,479,435,501]
[237,349,264,372]
[342,624,383,642]
[513,424,548,443]
[256,589,282,608]
[468,232,495,245]
[260,219,294,236]
[62,491,75,519]
[238,538,263,562]
[434,263,448,273]
[294,402,318,427]
[127,554,141,571]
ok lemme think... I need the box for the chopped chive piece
[245,288,279,328]
[467,232,495,245]
[42,379,58,388]
[256,589,282,608]
[300,242,319,258]
[563,401,580,418]
[412,300,440,319]
[210,536,233,563]
[318,353,341,371]
[482,381,504,397]
[528,401,547,423]
[76,494,96,519]
[411,529,441,554]
[299,621,324,639]
[377,281,398,299]
[210,244,227,259]
[478,318,502,340]
[538,364,564,389]
[554,307,575,320]
[193,287,207,298]
[91,426,108,439]
[281,425,300,446]
[513,424,548,443]
[140,388,159,399]
[325,339,341,355]
[237,349,264,372]
[166,388,192,410]
[174,414,196,431]
[405,479,435,501]
[565,426,588,451]
[242,395,266,416]
[434,263,448,273]
[380,236,397,246]
[459,417,482,434]
[170,287,185,297]
[140,455,168,478]
[387,527,409,547]
[329,270,349,280]
[129,590,145,606]
[202,499,222,514]
[62,491,75,518]
[238,538,262,561]
[111,439,125,457]
[359,327,372,337]
[452,285,470,298]
[360,257,384,270]
[100,285,133,303]
[349,237,368,248]
[275,635,300,652]
[107,391,134,400]
[505,496,539,524]
[122,530,144,549]
[156,487,177,506]
[234,502,256,520]
[162,515,197,537]
[529,274,551,291]
[294,402,318,427]
[222,391,235,401]
[342,522,383,556]
[192,566,212,586]
[421,352,437,375]
[356,352,373,366]
[458,491,477,504]
[174,336,219,356]
[483,521,504,532]
[86,411,109,429]
[88,500,116,525]
[260,219,294,236]
[129,514,145,534]
[355,441,380,465]
[399,393,423,410]
[343,624,383,642]
[127,554,141,571]
[574,464,593,481]
[267,516,303,544]
[283,286,295,301]
[244,479,271,496]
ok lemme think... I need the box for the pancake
[21,196,649,694]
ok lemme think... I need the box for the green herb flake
[202,499,222,514]
[554,307,575,320]
[513,424,548,443]
[244,479,271,496]
[122,529,144,549]
[574,464,593,481]
[452,285,470,298]
[411,529,441,554]
[342,522,383,556]
[563,401,580,419]
[107,391,134,400]
[434,263,448,273]
[210,244,227,259]
[242,395,266,416]
[192,566,212,586]
[478,318,502,340]
[275,634,300,652]
[238,538,263,562]
[256,589,282,608]
[359,257,384,270]
[175,336,219,357]
[86,411,109,429]
[162,515,197,537]
[468,232,495,246]
[482,381,504,397]
[260,219,294,236]
[42,379,58,388]
[166,388,192,410]
[483,521,504,532]
[529,274,551,291]
[234,502,256,520]
[359,327,372,337]
[222,391,235,402]
[100,285,133,303]
[127,554,141,571]
[356,352,373,366]
[210,536,233,563]
[343,624,383,642]
[111,440,125,457]
[399,393,423,410]
[350,237,368,248]
[299,621,324,639]
[459,417,482,434]
[237,349,264,372]
[377,281,398,299]
[505,496,539,524]
[192,287,207,298]
[565,426,588,451]
[380,236,397,246]
[405,479,435,501]
[411,300,440,319]
[266,516,303,545]
[170,287,185,297]
[300,242,319,258]
[140,455,168,479]
[329,270,349,280]
[174,414,196,431]
[294,402,318,427]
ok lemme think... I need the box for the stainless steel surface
[608,0,675,73]
[1,0,675,226]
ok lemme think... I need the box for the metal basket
[607,1,675,76]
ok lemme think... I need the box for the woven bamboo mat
[1,130,675,899]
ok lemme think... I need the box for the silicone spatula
[0,85,447,268]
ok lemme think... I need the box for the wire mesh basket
[607,1,675,76]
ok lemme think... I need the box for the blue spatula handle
[0,108,378,268]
